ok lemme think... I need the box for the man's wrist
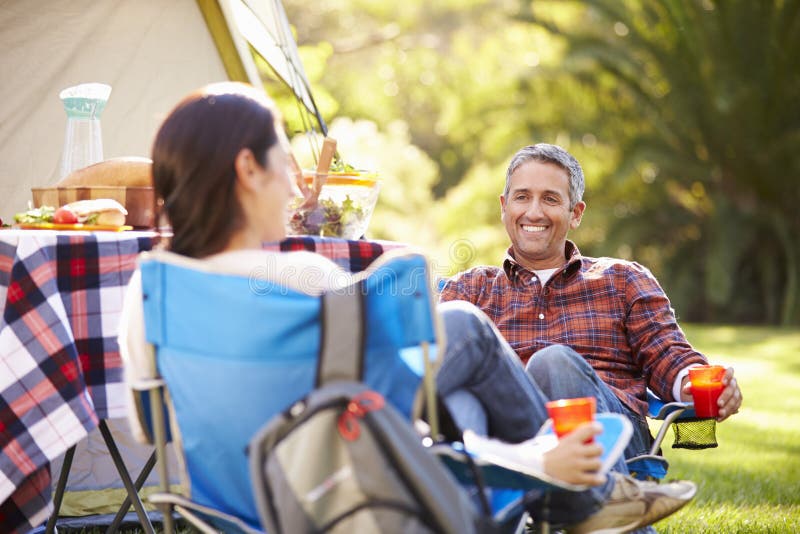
[672,364,701,401]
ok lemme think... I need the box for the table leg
[98,420,156,534]
[105,450,157,534]
[45,445,76,534]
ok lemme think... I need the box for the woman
[119,82,694,533]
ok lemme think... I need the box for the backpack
[247,287,479,533]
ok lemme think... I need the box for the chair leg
[44,445,76,534]
[509,511,530,534]
[105,450,157,534]
[540,491,551,534]
[151,386,175,534]
[98,420,156,534]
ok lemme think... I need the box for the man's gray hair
[503,144,585,208]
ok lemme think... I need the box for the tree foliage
[520,0,800,324]
[271,0,799,325]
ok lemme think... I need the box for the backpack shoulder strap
[316,285,365,386]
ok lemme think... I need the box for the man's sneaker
[569,473,697,534]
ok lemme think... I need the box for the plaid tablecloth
[0,231,402,533]
[0,229,156,532]
[269,235,397,272]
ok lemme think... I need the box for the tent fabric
[0,0,248,521]
[222,0,326,131]
[2,0,322,526]
[0,0,231,222]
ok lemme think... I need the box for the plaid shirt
[439,241,708,417]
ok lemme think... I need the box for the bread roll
[57,157,153,187]
[95,210,128,227]
[65,198,128,226]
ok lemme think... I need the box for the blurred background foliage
[260,0,799,326]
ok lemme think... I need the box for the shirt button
[538,313,545,320]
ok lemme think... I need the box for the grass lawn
[652,324,800,533]
[67,324,799,533]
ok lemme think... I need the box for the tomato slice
[53,207,79,224]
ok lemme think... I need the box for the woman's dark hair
[151,82,280,258]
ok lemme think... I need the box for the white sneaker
[569,473,697,534]
[462,430,558,478]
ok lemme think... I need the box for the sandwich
[15,198,129,227]
[58,198,128,226]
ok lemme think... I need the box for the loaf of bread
[57,157,153,187]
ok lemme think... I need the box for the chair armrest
[431,441,581,492]
[434,413,633,493]
[647,388,696,420]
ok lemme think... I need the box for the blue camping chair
[135,249,631,533]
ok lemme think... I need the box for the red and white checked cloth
[0,231,403,533]
[0,229,156,531]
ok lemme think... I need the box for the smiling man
[440,143,743,470]
[500,156,585,270]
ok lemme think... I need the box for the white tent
[0,0,321,224]
[0,0,317,522]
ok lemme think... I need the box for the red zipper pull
[337,391,385,441]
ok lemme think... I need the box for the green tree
[282,0,568,196]
[520,0,800,325]
[274,0,799,325]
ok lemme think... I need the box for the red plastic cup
[546,397,597,442]
[689,365,726,418]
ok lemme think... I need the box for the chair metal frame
[647,390,696,455]
[627,389,718,481]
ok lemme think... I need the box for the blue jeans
[435,301,615,524]
[525,345,653,463]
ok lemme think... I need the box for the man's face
[500,160,585,270]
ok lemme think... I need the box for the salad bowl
[286,171,380,240]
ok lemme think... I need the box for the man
[440,143,743,465]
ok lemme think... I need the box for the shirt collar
[503,240,583,282]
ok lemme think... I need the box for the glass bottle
[58,83,112,178]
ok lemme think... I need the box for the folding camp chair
[626,389,718,481]
[137,248,446,533]
[135,248,631,533]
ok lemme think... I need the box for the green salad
[14,206,56,224]
[329,159,357,173]
[288,195,368,238]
